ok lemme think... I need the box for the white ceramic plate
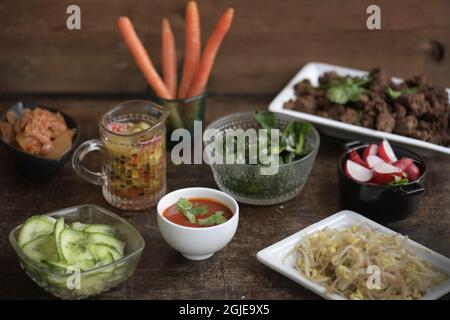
[268,62,450,156]
[256,210,450,300]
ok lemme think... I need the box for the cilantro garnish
[177,197,193,212]
[385,86,418,99]
[176,198,225,226]
[198,211,226,226]
[326,77,369,104]
[177,198,196,224]
[390,176,410,186]
[191,206,208,215]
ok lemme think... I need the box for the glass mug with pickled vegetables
[72,100,168,210]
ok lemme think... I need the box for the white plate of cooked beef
[268,62,450,156]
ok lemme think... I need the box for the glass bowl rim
[9,204,145,277]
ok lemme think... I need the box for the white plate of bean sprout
[257,210,450,300]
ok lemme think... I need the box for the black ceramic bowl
[0,102,80,179]
[338,142,427,222]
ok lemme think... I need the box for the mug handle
[72,139,105,186]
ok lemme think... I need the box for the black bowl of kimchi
[0,102,80,179]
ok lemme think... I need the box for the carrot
[177,1,201,99]
[188,8,234,98]
[162,18,177,98]
[117,16,171,99]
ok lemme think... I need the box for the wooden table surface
[0,95,449,300]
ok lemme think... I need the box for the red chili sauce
[163,198,233,228]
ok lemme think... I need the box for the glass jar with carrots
[117,1,234,135]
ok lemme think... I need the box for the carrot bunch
[117,1,234,101]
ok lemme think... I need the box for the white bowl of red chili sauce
[157,187,239,260]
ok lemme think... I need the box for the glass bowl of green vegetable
[204,111,320,205]
[9,205,145,299]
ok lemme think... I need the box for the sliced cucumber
[22,234,58,263]
[84,224,116,236]
[77,259,96,271]
[95,253,114,266]
[78,275,105,294]
[88,233,125,256]
[46,260,70,272]
[46,273,68,287]
[18,214,129,297]
[40,215,57,224]
[54,218,65,260]
[60,229,93,264]
[71,222,88,231]
[96,271,116,281]
[18,216,55,246]
[92,252,116,273]
[89,243,122,261]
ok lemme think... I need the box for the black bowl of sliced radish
[338,140,427,222]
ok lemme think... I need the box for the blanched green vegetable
[252,111,311,164]
[253,110,276,130]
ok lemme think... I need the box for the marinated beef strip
[284,68,450,147]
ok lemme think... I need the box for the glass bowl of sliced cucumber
[9,205,145,299]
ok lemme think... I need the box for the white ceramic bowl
[157,187,239,260]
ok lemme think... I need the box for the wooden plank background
[0,0,449,95]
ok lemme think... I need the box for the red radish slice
[363,144,378,161]
[374,162,400,174]
[372,174,396,185]
[372,162,401,184]
[393,157,414,172]
[378,139,398,163]
[366,155,384,169]
[404,162,421,181]
[349,149,366,167]
[345,160,373,182]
